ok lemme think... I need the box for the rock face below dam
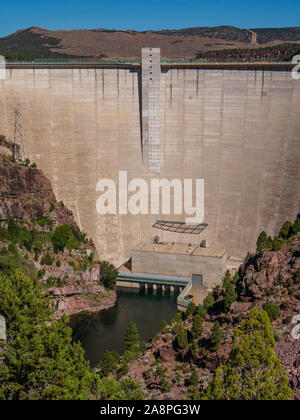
[0,64,300,264]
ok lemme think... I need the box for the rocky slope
[0,135,116,319]
[1,26,300,61]
[123,234,300,400]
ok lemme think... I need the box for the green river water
[70,286,178,367]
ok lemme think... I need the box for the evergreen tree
[0,270,143,400]
[223,270,232,289]
[197,305,206,319]
[124,321,140,351]
[202,309,293,400]
[256,231,272,252]
[176,328,189,350]
[292,214,300,235]
[210,321,224,351]
[100,261,117,290]
[271,237,285,251]
[279,221,293,240]
[223,282,238,312]
[191,314,203,339]
[98,350,120,377]
[186,302,197,317]
[203,292,215,311]
[160,320,168,332]
[140,341,147,353]
[189,387,200,400]
[244,252,251,263]
[189,370,198,387]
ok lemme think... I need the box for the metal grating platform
[152,220,208,234]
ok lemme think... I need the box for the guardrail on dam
[0,58,299,264]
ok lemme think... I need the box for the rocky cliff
[0,135,116,318]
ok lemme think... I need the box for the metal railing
[117,271,189,287]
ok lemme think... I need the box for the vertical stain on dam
[0,62,300,264]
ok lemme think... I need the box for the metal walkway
[117,271,189,287]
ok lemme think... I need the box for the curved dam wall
[0,65,300,264]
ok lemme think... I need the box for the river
[70,286,178,367]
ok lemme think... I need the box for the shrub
[56,259,61,267]
[45,276,54,288]
[264,303,280,321]
[37,268,46,278]
[40,253,53,266]
[160,320,168,332]
[51,224,72,252]
[36,216,53,228]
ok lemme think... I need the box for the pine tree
[98,350,120,377]
[292,214,300,235]
[191,314,203,339]
[186,302,197,317]
[223,282,238,312]
[176,328,189,350]
[203,292,215,311]
[210,321,224,351]
[124,321,140,351]
[202,309,293,400]
[189,369,198,387]
[256,231,269,252]
[0,270,143,400]
[279,221,293,240]
[160,320,168,332]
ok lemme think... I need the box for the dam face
[0,64,300,264]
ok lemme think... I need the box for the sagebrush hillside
[1,25,300,61]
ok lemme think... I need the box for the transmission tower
[13,104,25,161]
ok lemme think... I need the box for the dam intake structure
[0,52,299,267]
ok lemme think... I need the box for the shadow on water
[70,286,178,367]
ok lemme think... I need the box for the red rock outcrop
[0,136,116,318]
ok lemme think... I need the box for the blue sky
[1,0,299,38]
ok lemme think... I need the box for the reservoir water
[70,286,178,367]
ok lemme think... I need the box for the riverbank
[52,286,117,320]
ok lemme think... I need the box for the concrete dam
[0,55,300,269]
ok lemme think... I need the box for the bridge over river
[117,271,189,289]
[117,271,198,310]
